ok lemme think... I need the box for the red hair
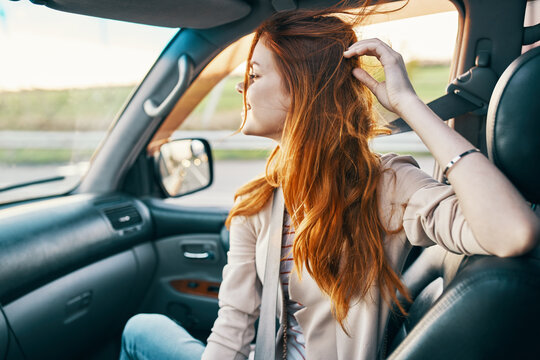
[226,5,410,334]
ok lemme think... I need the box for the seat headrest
[486,46,540,204]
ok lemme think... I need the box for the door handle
[143,54,194,117]
[180,240,219,262]
[183,251,213,260]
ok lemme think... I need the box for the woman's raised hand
[343,38,420,116]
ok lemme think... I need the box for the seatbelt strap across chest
[255,187,285,360]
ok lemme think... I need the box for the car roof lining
[30,0,424,29]
[35,0,252,29]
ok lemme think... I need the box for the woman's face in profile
[236,39,290,142]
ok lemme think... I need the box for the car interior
[0,0,539,359]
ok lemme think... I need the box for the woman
[120,8,539,360]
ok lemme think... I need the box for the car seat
[382,45,540,360]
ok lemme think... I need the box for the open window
[147,0,459,207]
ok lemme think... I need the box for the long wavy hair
[225,5,410,334]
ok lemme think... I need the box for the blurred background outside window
[0,0,461,208]
[172,3,459,207]
[0,0,176,204]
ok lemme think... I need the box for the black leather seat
[383,46,540,360]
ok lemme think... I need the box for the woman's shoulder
[230,189,275,230]
[378,152,421,170]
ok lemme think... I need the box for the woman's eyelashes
[248,73,259,80]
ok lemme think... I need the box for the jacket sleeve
[202,212,261,360]
[381,153,492,256]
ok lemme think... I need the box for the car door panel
[3,247,145,360]
[144,198,229,238]
[0,189,231,357]
[140,200,230,340]
[0,193,159,359]
[0,194,153,304]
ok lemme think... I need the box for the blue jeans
[119,313,205,360]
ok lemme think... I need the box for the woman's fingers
[352,68,378,93]
[352,68,390,109]
[343,38,399,65]
[344,38,418,115]
[345,38,393,54]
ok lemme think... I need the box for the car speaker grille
[103,204,142,230]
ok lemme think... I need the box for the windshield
[0,1,176,204]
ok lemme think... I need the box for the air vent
[103,204,142,230]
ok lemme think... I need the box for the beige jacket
[202,154,491,360]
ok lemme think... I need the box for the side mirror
[155,138,213,197]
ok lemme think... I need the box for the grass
[183,63,451,130]
[0,63,450,132]
[0,147,431,165]
[408,63,451,102]
[0,149,94,165]
[0,64,448,163]
[0,86,134,131]
[212,149,272,160]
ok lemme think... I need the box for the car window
[0,1,176,204]
[168,4,458,208]
[523,0,540,53]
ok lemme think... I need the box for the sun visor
[35,0,252,28]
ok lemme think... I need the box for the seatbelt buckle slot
[446,56,498,116]
[447,85,485,108]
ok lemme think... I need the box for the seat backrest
[384,46,540,360]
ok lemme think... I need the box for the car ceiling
[26,0,406,29]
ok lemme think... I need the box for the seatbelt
[255,187,285,360]
[387,55,498,135]
[387,91,480,134]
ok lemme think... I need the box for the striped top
[280,209,306,360]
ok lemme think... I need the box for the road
[0,156,434,208]
[1,130,431,204]
[0,130,429,152]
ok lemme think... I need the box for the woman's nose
[235,81,244,94]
